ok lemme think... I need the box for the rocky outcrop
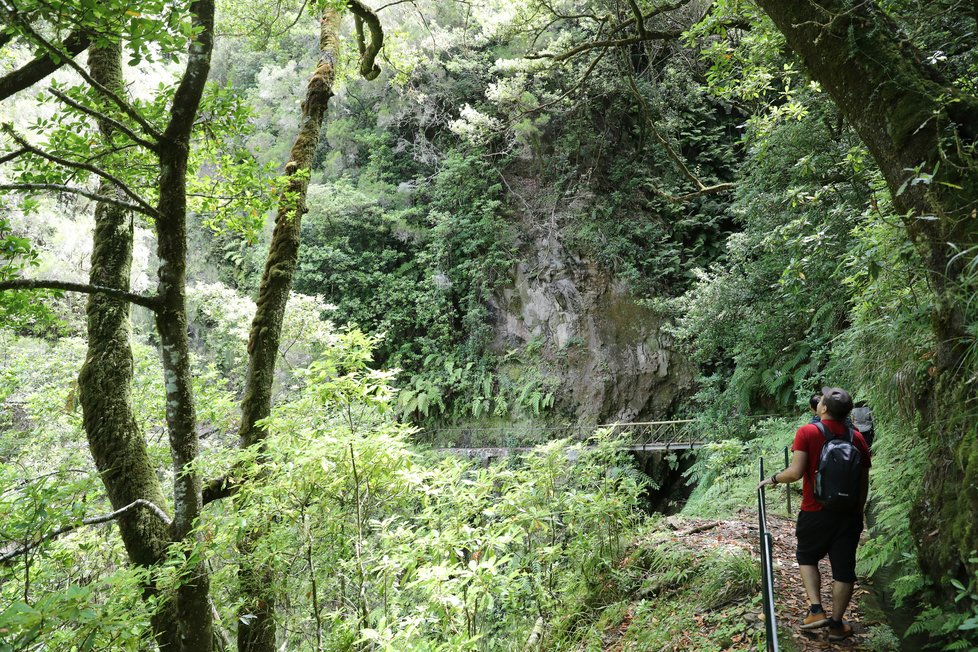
[490,203,695,423]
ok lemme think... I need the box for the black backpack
[813,422,863,511]
[850,406,875,450]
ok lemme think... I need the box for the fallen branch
[677,520,722,536]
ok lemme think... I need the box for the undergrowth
[547,523,763,651]
[682,417,801,520]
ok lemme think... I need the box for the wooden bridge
[431,420,704,462]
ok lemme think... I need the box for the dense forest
[1,0,977,650]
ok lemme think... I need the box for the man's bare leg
[831,580,854,620]
[800,565,822,606]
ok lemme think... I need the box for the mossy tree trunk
[4,1,222,647]
[152,0,217,646]
[754,0,978,587]
[78,39,182,651]
[235,9,343,651]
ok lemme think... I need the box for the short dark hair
[809,394,821,411]
[820,386,854,420]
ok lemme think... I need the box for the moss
[598,293,660,344]
[944,431,978,577]
[911,380,978,590]
[885,88,936,150]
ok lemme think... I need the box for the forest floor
[762,512,878,651]
[670,512,878,651]
[600,512,882,651]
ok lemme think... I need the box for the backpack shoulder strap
[814,421,852,442]
[814,421,831,441]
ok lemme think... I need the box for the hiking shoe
[827,620,854,641]
[800,611,830,629]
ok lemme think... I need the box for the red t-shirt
[792,418,872,512]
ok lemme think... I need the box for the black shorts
[795,510,863,583]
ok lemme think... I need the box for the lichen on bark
[236,10,343,652]
[78,39,181,650]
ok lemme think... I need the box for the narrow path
[634,513,879,651]
[763,512,876,650]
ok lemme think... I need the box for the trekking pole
[783,447,791,514]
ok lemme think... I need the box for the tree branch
[269,0,310,38]
[0,278,162,310]
[0,182,157,217]
[348,0,383,80]
[513,46,611,123]
[49,88,160,153]
[627,0,648,37]
[0,28,90,101]
[624,71,735,201]
[0,468,92,498]
[3,10,162,141]
[375,0,414,11]
[164,0,215,143]
[537,0,604,23]
[528,30,683,62]
[202,475,236,505]
[658,181,736,202]
[0,499,171,565]
[608,0,693,37]
[527,0,693,62]
[0,148,26,164]
[1,126,159,217]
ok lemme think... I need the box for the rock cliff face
[490,212,695,424]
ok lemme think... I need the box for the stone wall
[489,202,695,423]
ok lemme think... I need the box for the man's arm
[757,450,808,489]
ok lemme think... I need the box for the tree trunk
[156,141,213,647]
[236,10,343,651]
[152,0,217,646]
[754,0,978,585]
[78,40,181,650]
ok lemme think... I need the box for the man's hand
[757,450,809,492]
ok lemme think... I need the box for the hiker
[808,393,821,424]
[810,392,854,428]
[850,402,875,451]
[757,386,871,641]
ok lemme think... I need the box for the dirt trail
[763,512,877,651]
[599,513,880,651]
[671,513,878,650]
